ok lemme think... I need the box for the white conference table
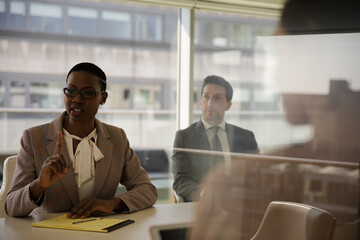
[0,202,197,240]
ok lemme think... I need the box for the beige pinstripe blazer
[5,112,157,217]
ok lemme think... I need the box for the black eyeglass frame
[63,87,105,100]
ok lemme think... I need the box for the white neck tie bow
[65,129,104,187]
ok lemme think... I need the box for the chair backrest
[134,149,169,173]
[250,201,336,240]
[171,188,184,203]
[0,155,17,218]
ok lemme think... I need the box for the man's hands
[67,197,125,219]
[30,131,69,202]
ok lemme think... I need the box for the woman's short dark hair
[201,75,233,102]
[66,62,107,92]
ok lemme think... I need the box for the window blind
[114,0,284,17]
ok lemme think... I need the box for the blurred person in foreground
[5,62,157,217]
[172,75,259,202]
[189,0,360,239]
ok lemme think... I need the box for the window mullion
[176,7,194,130]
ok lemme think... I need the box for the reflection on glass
[272,79,360,162]
[257,32,360,160]
[190,156,358,240]
[190,0,360,239]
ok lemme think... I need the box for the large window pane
[134,13,162,41]
[105,83,131,109]
[1,2,358,235]
[30,82,63,108]
[10,81,26,107]
[194,11,279,150]
[0,0,5,29]
[232,87,251,110]
[102,10,131,39]
[0,1,178,203]
[133,84,161,109]
[29,2,62,33]
[0,80,4,107]
[10,1,26,31]
[253,88,279,110]
[195,20,228,46]
[229,23,253,48]
[68,7,98,36]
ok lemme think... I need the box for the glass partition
[183,3,360,240]
[0,1,359,239]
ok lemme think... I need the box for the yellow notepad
[32,214,134,233]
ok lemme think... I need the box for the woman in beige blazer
[5,62,157,217]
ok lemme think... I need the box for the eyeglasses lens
[63,88,98,99]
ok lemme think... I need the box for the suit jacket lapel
[46,112,79,206]
[226,123,235,152]
[194,121,211,150]
[92,119,113,198]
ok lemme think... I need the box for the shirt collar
[202,118,226,131]
[63,128,98,142]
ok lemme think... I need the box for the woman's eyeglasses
[63,87,103,99]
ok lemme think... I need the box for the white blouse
[63,128,104,201]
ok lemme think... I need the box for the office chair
[171,188,184,203]
[0,155,17,218]
[250,201,336,240]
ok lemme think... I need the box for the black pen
[72,217,103,224]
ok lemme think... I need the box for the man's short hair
[66,62,107,92]
[201,75,233,102]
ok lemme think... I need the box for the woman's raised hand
[38,131,69,189]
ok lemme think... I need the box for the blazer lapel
[226,123,235,152]
[194,121,211,150]
[92,119,113,198]
[46,112,79,206]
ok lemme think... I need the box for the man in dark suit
[172,75,259,202]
